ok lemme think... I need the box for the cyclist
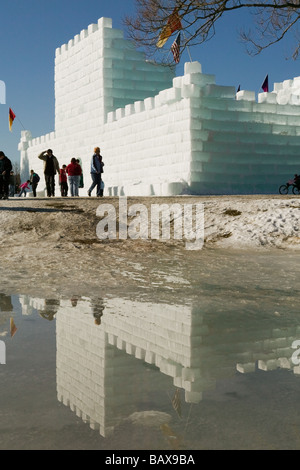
[294,174,300,188]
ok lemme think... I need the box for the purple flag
[262,75,269,92]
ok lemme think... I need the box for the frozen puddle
[1,250,300,450]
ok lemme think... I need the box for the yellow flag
[10,318,17,337]
[157,25,172,48]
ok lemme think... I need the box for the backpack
[33,173,40,183]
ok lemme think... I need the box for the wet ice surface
[1,249,300,450]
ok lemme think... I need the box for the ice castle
[19,16,300,196]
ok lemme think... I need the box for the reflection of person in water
[0,294,13,312]
[90,298,105,325]
[38,299,60,321]
[0,294,13,332]
[71,295,81,307]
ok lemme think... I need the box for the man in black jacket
[38,149,60,197]
[0,151,13,200]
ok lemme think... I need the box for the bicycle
[279,179,300,195]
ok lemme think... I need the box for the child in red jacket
[59,165,68,197]
[18,180,31,197]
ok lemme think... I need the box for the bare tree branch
[123,1,300,64]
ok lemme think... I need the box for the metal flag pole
[15,111,26,130]
[182,30,193,62]
[16,116,26,130]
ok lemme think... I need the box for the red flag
[171,32,181,64]
[157,8,182,48]
[168,8,182,33]
[261,75,269,92]
[9,108,16,132]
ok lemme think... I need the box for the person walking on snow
[9,171,16,197]
[0,151,12,200]
[66,158,82,197]
[29,169,40,197]
[38,149,60,197]
[87,147,104,197]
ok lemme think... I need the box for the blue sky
[1,0,299,164]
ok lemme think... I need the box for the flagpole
[182,31,193,62]
[16,116,26,130]
[166,50,172,62]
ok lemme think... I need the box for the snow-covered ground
[203,196,300,248]
[0,195,299,297]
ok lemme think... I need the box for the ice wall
[187,71,300,194]
[19,16,175,193]
[19,16,300,195]
[54,17,173,157]
[273,76,300,105]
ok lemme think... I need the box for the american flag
[171,32,181,64]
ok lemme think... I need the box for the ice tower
[19,17,300,195]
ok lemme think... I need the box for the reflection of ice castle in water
[14,293,300,437]
[19,17,300,196]
[52,296,300,437]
